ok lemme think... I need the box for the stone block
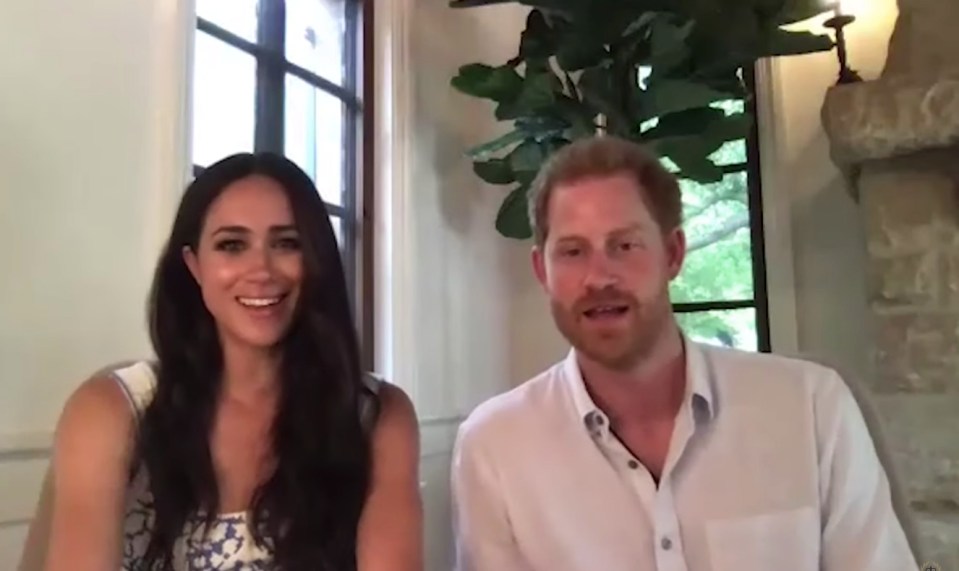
[822,79,959,166]
[868,251,940,309]
[859,163,959,256]
[873,395,959,508]
[939,249,959,308]
[914,514,959,570]
[873,313,959,393]
[883,0,959,81]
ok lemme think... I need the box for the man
[451,135,916,571]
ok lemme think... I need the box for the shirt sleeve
[815,370,918,570]
[451,422,533,571]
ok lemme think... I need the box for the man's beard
[551,287,672,372]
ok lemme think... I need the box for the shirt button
[661,536,673,550]
[627,459,639,469]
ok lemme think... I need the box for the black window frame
[671,66,771,353]
[192,0,374,367]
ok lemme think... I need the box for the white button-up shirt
[451,341,916,571]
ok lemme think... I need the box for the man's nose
[583,251,619,290]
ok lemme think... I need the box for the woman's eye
[275,237,301,251]
[214,239,245,253]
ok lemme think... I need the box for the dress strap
[109,361,158,422]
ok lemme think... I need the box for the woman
[43,153,422,570]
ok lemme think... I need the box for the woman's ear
[182,246,200,284]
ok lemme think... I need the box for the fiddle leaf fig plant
[450,0,835,239]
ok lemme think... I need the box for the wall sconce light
[824,1,862,84]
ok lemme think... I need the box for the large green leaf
[717,5,762,57]
[516,115,570,141]
[496,185,534,239]
[495,72,558,120]
[751,0,790,20]
[760,28,833,56]
[646,106,752,143]
[638,79,734,119]
[473,159,516,185]
[617,13,657,65]
[646,17,694,74]
[704,112,752,143]
[553,96,597,138]
[509,140,549,183]
[657,139,725,183]
[566,0,644,45]
[775,0,833,25]
[680,5,762,75]
[622,11,658,38]
[642,107,727,140]
[451,64,523,102]
[644,106,749,178]
[466,129,529,160]
[555,28,607,71]
[520,10,556,60]
[619,0,691,16]
[450,0,835,241]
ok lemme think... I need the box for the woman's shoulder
[52,364,146,475]
[60,362,149,425]
[365,377,418,447]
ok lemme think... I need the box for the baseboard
[0,432,53,457]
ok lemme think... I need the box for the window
[668,69,770,353]
[191,0,372,361]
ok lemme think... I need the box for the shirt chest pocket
[705,506,820,571]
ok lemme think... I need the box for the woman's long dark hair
[139,153,377,570]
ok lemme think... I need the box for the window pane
[710,100,748,166]
[285,0,347,85]
[716,99,745,115]
[192,32,256,167]
[710,140,746,166]
[284,74,345,205]
[329,215,343,248]
[670,171,754,303]
[197,0,258,42]
[677,308,757,352]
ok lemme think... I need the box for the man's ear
[665,227,686,280]
[532,244,548,290]
[183,246,200,284]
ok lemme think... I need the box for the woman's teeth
[238,296,281,308]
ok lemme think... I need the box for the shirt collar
[563,334,716,433]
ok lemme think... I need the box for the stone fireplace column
[821,0,959,566]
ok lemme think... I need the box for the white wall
[373,2,550,568]
[0,0,191,564]
[763,0,899,379]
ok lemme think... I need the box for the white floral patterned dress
[111,361,379,570]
